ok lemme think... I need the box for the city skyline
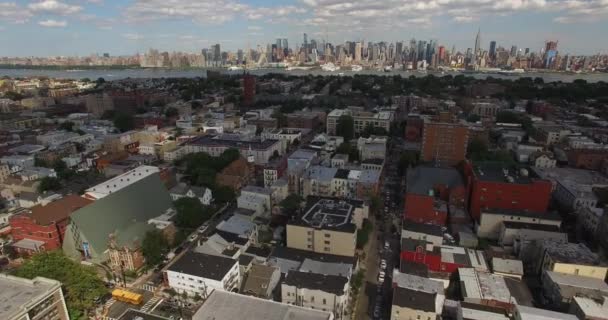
[1,0,608,57]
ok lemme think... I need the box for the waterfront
[1,67,607,83]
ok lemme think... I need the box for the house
[9,195,92,254]
[476,209,562,241]
[391,286,438,320]
[542,271,608,310]
[402,219,444,247]
[570,296,608,320]
[216,157,251,191]
[241,264,281,299]
[192,290,332,320]
[405,166,465,226]
[268,246,356,276]
[513,304,578,320]
[281,270,349,319]
[521,240,607,279]
[62,172,173,269]
[237,186,273,217]
[457,268,532,309]
[166,251,240,298]
[491,258,524,279]
[391,271,445,320]
[169,182,213,205]
[357,135,387,161]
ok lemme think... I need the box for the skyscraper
[474,28,481,63]
[510,45,518,57]
[489,41,496,59]
[303,33,308,54]
[354,42,362,62]
[282,39,288,50]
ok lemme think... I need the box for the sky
[0,0,607,57]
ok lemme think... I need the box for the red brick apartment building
[421,120,469,166]
[404,166,466,226]
[9,195,92,253]
[464,161,552,221]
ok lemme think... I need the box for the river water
[1,67,607,83]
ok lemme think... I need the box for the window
[324,247,330,252]
[323,299,326,305]
[307,245,312,249]
[311,297,315,303]
[324,240,330,245]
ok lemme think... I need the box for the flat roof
[168,251,237,281]
[84,165,159,200]
[492,258,524,276]
[473,162,537,184]
[406,166,464,195]
[515,305,578,320]
[188,134,280,151]
[192,290,331,320]
[0,275,61,320]
[292,197,359,233]
[482,208,561,221]
[545,271,608,292]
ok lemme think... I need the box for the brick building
[9,195,93,254]
[216,158,252,191]
[421,120,469,166]
[405,115,424,142]
[567,149,608,171]
[404,166,466,226]
[242,74,256,107]
[400,239,488,274]
[464,162,552,221]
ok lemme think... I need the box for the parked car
[188,234,198,242]
[378,273,385,283]
[380,260,387,270]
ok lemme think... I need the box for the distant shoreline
[0,64,213,71]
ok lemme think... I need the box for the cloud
[38,19,67,27]
[124,0,306,24]
[247,25,262,31]
[28,0,82,15]
[0,2,33,23]
[122,33,143,40]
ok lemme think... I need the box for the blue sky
[0,0,607,57]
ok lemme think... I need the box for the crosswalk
[140,296,162,313]
[139,283,157,292]
[104,298,116,310]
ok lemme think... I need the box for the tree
[336,115,355,140]
[466,114,481,123]
[369,195,382,216]
[113,113,135,132]
[213,186,235,204]
[53,159,74,180]
[38,177,61,193]
[174,198,211,229]
[14,251,107,319]
[397,151,418,176]
[4,91,24,101]
[269,150,281,161]
[164,107,179,118]
[142,229,170,267]
[467,138,488,159]
[280,194,303,217]
[272,110,287,128]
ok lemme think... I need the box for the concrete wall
[286,224,356,257]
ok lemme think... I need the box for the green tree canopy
[38,177,61,193]
[174,198,212,229]
[14,251,107,319]
[142,229,170,267]
[336,115,355,141]
[280,194,303,217]
[113,112,135,133]
[59,121,75,132]
[213,186,235,204]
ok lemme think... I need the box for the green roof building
[62,172,173,266]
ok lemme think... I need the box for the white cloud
[247,25,262,31]
[0,2,33,23]
[38,19,67,27]
[28,0,82,15]
[124,0,306,24]
[122,33,143,40]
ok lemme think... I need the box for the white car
[188,234,198,242]
[384,241,390,249]
[197,225,209,234]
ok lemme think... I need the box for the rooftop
[459,268,532,305]
[192,290,331,320]
[492,258,524,276]
[482,208,561,221]
[188,134,280,151]
[241,264,279,297]
[403,219,443,237]
[21,195,92,226]
[572,296,608,320]
[168,251,237,281]
[392,286,437,312]
[406,166,464,195]
[473,162,538,184]
[542,240,599,265]
[84,165,159,200]
[292,197,360,233]
[392,270,443,294]
[515,305,578,320]
[0,274,62,320]
[545,271,608,292]
[283,270,348,295]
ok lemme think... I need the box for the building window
[323,299,326,305]
[324,247,330,252]
[324,241,330,245]
[311,297,315,303]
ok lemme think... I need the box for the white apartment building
[166,251,240,298]
[281,270,349,319]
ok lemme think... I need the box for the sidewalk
[353,216,380,320]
